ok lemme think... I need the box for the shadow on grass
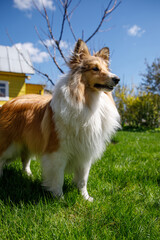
[0,166,75,206]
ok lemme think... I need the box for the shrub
[114,86,160,128]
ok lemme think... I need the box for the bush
[114,86,160,128]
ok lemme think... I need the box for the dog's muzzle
[112,76,120,85]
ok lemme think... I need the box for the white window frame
[0,80,9,101]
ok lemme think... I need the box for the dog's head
[68,39,120,92]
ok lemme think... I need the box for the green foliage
[114,85,160,128]
[0,131,160,239]
[141,58,160,94]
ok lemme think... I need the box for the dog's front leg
[74,161,93,202]
[41,152,67,198]
[21,149,32,176]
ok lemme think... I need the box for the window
[0,81,9,101]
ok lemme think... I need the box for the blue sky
[0,0,160,88]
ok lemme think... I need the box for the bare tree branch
[65,0,82,41]
[59,0,68,42]
[65,0,81,20]
[43,5,68,64]
[33,0,68,68]
[66,14,77,41]
[32,0,46,18]
[59,0,81,42]
[58,0,78,44]
[35,26,64,74]
[34,0,121,77]
[7,0,122,86]
[85,0,121,43]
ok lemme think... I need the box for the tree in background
[11,0,121,86]
[141,58,160,95]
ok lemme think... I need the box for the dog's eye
[92,67,99,71]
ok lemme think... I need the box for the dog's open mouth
[94,84,113,91]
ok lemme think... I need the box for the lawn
[0,130,160,240]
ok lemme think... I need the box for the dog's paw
[88,196,94,202]
[24,169,33,177]
[82,193,94,202]
[86,196,94,202]
[52,191,64,200]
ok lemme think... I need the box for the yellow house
[0,45,44,106]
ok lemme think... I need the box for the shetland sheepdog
[0,39,120,201]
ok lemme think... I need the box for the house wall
[26,84,44,95]
[0,72,26,106]
[0,72,44,106]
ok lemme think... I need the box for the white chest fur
[51,76,120,163]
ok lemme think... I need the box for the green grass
[0,130,160,240]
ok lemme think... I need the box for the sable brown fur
[0,94,59,156]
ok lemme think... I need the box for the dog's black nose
[112,76,120,85]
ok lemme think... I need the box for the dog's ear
[68,39,90,69]
[95,47,110,63]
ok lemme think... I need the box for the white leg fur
[41,152,67,198]
[74,161,93,202]
[22,158,32,176]
[21,149,32,176]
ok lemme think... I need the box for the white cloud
[14,42,49,63]
[59,40,68,49]
[42,39,55,48]
[127,25,145,37]
[40,39,69,49]
[13,0,55,11]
